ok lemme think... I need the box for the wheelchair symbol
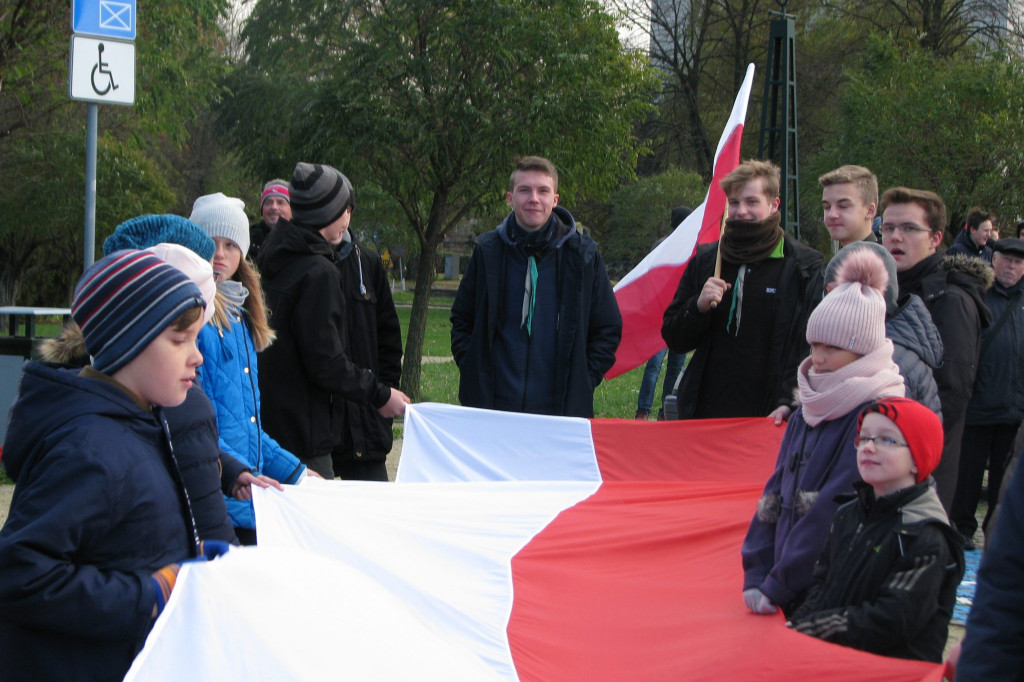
[90,43,119,96]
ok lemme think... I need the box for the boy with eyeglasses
[879,187,993,514]
[787,397,964,663]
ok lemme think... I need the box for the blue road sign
[72,0,136,40]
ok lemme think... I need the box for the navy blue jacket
[945,229,993,263]
[957,446,1024,679]
[0,363,197,682]
[450,207,622,417]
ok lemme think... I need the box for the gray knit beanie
[189,192,251,256]
[807,247,889,354]
[289,162,354,230]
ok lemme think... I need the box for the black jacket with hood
[257,219,391,463]
[897,252,993,508]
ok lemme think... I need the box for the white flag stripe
[399,402,601,482]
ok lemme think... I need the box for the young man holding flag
[661,160,823,422]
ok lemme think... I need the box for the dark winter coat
[742,404,871,612]
[965,277,1024,425]
[662,233,824,419]
[957,447,1024,679]
[197,310,305,530]
[897,252,993,508]
[0,363,197,682]
[886,294,943,416]
[38,325,244,544]
[945,229,992,264]
[789,482,964,662]
[332,234,403,461]
[248,219,272,262]
[257,219,391,463]
[450,206,622,418]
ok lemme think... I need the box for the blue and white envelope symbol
[99,1,132,31]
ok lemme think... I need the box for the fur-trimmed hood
[37,323,89,368]
[941,252,995,327]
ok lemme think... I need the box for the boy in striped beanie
[0,249,224,681]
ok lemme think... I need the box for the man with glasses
[879,187,993,513]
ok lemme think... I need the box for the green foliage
[228,0,657,399]
[804,36,1024,236]
[599,167,707,279]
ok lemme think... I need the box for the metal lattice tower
[757,3,800,239]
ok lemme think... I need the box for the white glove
[743,588,778,615]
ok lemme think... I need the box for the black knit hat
[289,162,354,230]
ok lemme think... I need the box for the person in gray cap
[951,237,1024,549]
[248,178,292,261]
[256,162,410,478]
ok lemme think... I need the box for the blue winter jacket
[197,308,305,530]
[741,404,871,611]
[0,363,196,682]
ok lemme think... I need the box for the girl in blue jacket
[191,193,316,544]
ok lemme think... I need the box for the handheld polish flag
[606,63,756,379]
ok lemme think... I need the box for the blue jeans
[637,349,686,412]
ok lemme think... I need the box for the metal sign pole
[84,102,98,268]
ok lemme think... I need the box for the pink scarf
[797,340,905,427]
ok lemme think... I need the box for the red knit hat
[858,398,943,483]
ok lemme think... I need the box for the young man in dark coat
[450,156,622,418]
[944,207,994,264]
[880,187,993,513]
[662,159,824,422]
[257,163,410,478]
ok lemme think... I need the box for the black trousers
[951,423,1017,536]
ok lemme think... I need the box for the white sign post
[69,0,137,268]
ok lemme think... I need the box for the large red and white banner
[606,63,756,379]
[126,403,947,681]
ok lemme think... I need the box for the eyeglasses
[879,223,932,236]
[854,435,909,449]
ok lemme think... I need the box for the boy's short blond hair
[720,160,780,200]
[818,165,878,208]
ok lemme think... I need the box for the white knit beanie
[144,243,217,324]
[189,192,250,256]
[806,248,888,354]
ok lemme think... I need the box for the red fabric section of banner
[590,416,783,485]
[506,419,948,682]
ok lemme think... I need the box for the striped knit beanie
[261,179,290,209]
[806,247,888,354]
[71,250,206,374]
[289,162,354,230]
[103,214,215,261]
[859,398,943,483]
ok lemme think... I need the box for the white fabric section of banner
[615,63,756,290]
[126,478,599,681]
[398,402,601,482]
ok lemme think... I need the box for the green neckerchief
[727,236,785,334]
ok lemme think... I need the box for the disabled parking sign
[69,36,135,105]
[72,0,136,40]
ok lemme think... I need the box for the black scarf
[895,251,943,297]
[719,211,784,264]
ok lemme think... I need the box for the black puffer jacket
[789,482,964,662]
[257,219,391,462]
[897,253,993,508]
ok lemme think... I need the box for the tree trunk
[400,241,440,401]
